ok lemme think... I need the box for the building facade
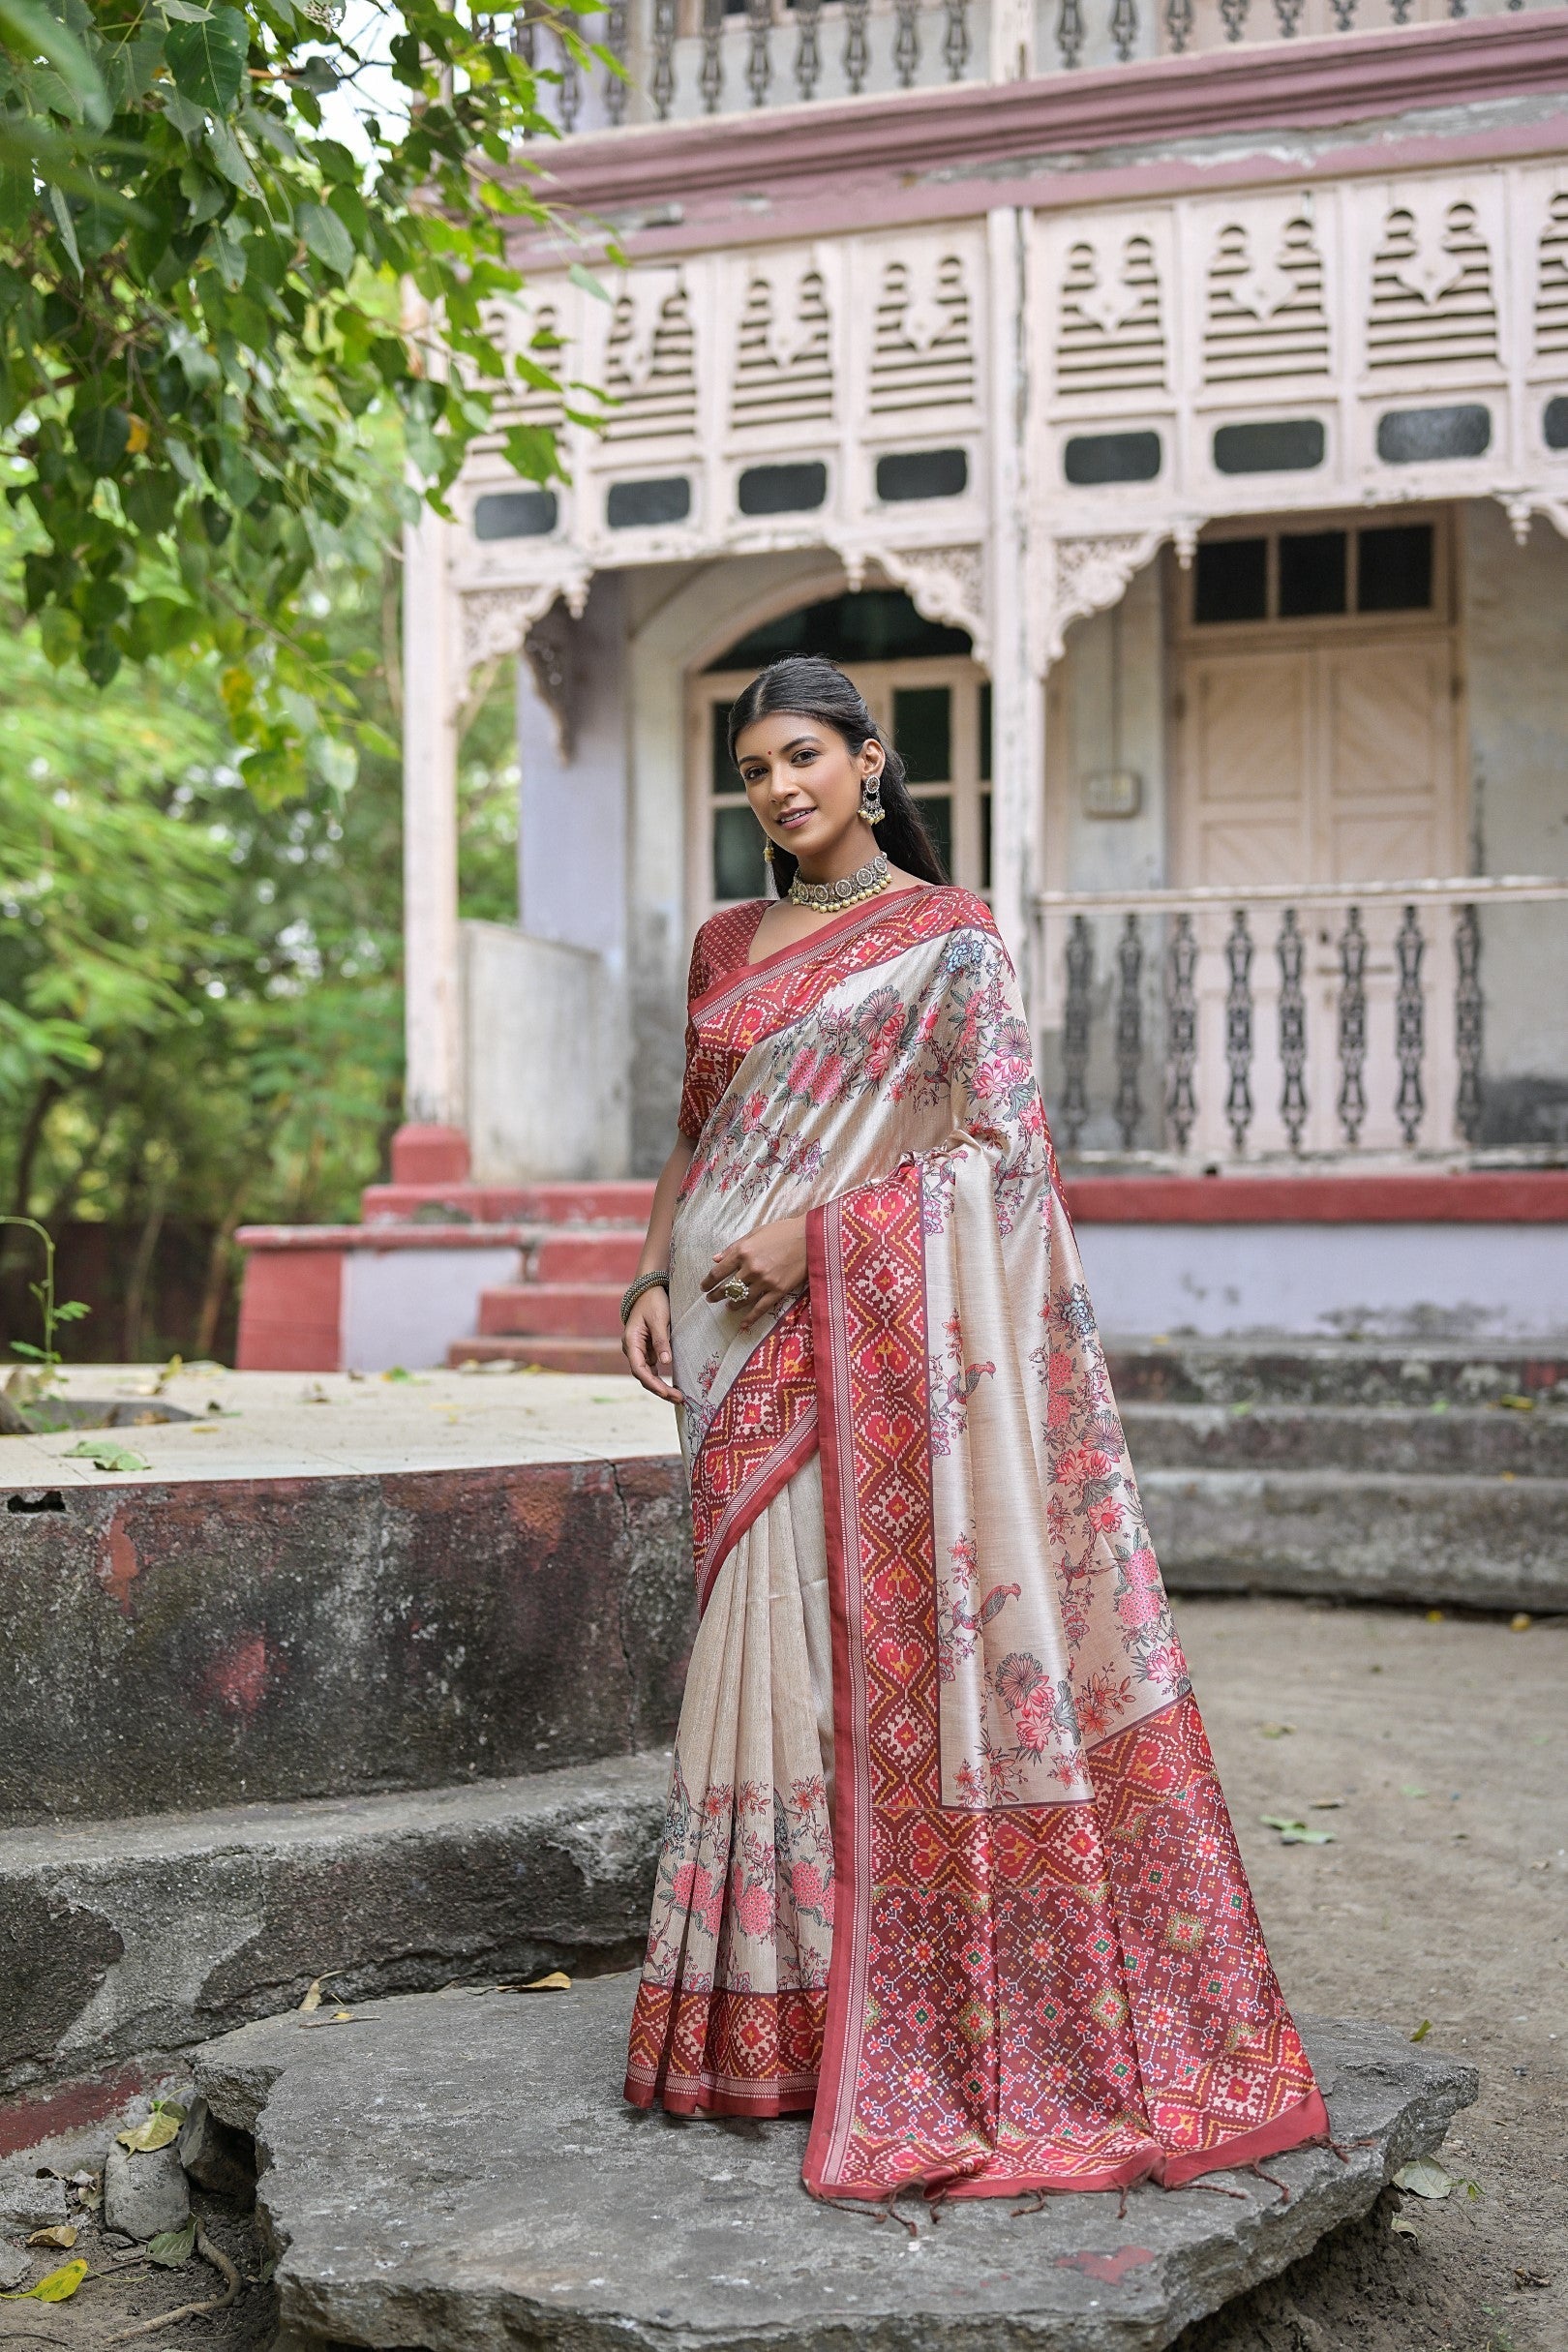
[395,4,1568,1204]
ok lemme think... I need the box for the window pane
[1279,530,1347,618]
[1358,524,1433,613]
[913,792,952,880]
[893,685,951,784]
[980,789,992,891]
[979,681,992,781]
[711,700,741,793]
[713,804,767,901]
[1193,538,1267,624]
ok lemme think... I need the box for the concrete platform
[194,1972,1478,2352]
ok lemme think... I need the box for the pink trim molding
[1064,1171,1568,1226]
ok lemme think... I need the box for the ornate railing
[1034,876,1568,1164]
[498,0,1544,131]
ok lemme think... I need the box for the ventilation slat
[869,256,977,415]
[1054,237,1166,399]
[1367,206,1498,374]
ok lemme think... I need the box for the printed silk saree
[624,884,1328,2200]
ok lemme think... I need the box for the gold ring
[719,1275,748,1306]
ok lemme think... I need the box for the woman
[619,654,1327,2203]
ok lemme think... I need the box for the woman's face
[733,710,883,869]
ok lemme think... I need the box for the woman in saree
[619,654,1328,2203]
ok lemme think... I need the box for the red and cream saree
[624,885,1328,2200]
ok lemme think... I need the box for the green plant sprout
[1,1217,91,1396]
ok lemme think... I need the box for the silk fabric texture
[624,886,1328,2200]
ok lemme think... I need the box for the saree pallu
[625,886,1328,2199]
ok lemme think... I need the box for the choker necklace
[788,852,890,913]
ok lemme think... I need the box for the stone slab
[195,1972,1478,2352]
[0,1753,668,2104]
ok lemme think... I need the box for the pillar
[986,205,1048,1026]
[395,503,468,1186]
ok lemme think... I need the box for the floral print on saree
[626,887,1328,2195]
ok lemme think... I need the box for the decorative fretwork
[745,0,773,108]
[1056,0,1085,69]
[1454,902,1484,1146]
[794,0,823,98]
[1369,199,1498,373]
[893,0,920,87]
[1336,907,1368,1148]
[650,0,677,118]
[843,0,870,93]
[1062,915,1094,1150]
[1276,907,1308,1151]
[1164,913,1198,1152]
[1223,908,1254,1153]
[943,0,970,82]
[1055,232,1165,399]
[1394,904,1426,1146]
[1114,914,1143,1150]
[1204,211,1329,384]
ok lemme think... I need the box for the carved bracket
[1044,528,1169,667]
[1493,489,1568,547]
[455,575,590,716]
[854,541,988,659]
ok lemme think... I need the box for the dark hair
[725,654,948,897]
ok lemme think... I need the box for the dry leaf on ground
[25,2230,75,2251]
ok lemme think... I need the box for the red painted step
[533,1230,645,1284]
[447,1335,633,1375]
[479,1283,624,1340]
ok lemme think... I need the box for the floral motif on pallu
[688,1299,817,1612]
[632,884,1325,2186]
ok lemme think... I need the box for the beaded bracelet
[620,1269,670,1326]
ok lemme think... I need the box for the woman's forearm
[638,1135,696,1279]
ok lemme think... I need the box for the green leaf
[166,6,249,113]
[296,200,354,277]
[0,0,108,125]
[203,115,258,194]
[145,2221,197,2268]
[1394,2157,1465,2201]
[67,1439,151,1473]
[568,261,611,303]
[0,2260,88,2304]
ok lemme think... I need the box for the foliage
[0,0,606,800]
[0,1210,90,1381]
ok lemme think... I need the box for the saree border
[802,1180,1330,2202]
[689,1299,820,1617]
[688,887,931,1021]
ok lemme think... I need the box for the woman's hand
[701,1216,809,1332]
[622,1284,682,1405]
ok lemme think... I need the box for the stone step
[193,1975,1476,2352]
[447,1335,633,1375]
[1123,1401,1568,1477]
[478,1282,625,1339]
[1144,1466,1568,1613]
[1105,1335,1568,1408]
[533,1230,645,1283]
[0,1752,670,2121]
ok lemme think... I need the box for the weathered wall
[463,922,629,1181]
[1463,499,1568,1150]
[0,1457,692,1829]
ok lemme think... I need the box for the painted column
[396,502,468,1184]
[986,205,1047,1025]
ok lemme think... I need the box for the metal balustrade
[497,0,1551,131]
[1034,876,1568,1164]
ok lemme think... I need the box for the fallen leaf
[1310,1797,1345,1810]
[1514,2267,1551,2289]
[1259,1723,1296,1739]
[1410,2019,1432,2042]
[66,1439,150,1473]
[0,2260,88,2303]
[1402,1786,1430,1799]
[300,2009,371,2029]
[1394,2157,1474,2200]
[1425,1609,1445,1623]
[1390,2213,1421,2241]
[1510,1613,1532,1632]
[1259,1814,1336,1845]
[116,2099,186,2154]
[516,1971,572,1992]
[297,1974,340,2013]
[27,2228,75,2250]
[1496,1393,1535,1411]
[144,2222,197,2269]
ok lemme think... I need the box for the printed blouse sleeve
[677,924,713,1143]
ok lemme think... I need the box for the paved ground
[1177,1596,1566,2352]
[0,1363,679,1488]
